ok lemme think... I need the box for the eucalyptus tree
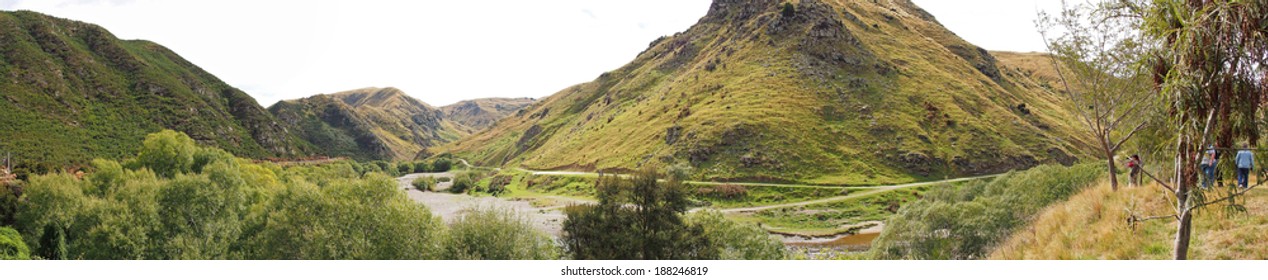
[1116,0,1268,260]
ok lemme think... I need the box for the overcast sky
[0,0,1068,107]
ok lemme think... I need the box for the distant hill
[269,88,532,161]
[441,97,536,134]
[0,10,311,174]
[442,0,1091,185]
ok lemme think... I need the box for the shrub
[431,158,453,172]
[413,161,431,173]
[697,184,747,199]
[10,130,450,260]
[437,177,452,183]
[781,2,796,18]
[130,130,198,178]
[397,162,414,174]
[445,207,559,260]
[0,184,19,227]
[0,226,30,260]
[685,210,784,260]
[449,172,476,194]
[412,177,436,192]
[869,164,1103,260]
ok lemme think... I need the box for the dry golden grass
[991,179,1268,259]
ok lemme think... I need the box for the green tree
[0,226,30,260]
[1037,0,1155,190]
[15,173,86,259]
[684,210,784,260]
[1117,0,1268,260]
[131,130,198,178]
[562,168,716,260]
[445,207,559,260]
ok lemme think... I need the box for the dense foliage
[561,170,714,260]
[869,164,1103,259]
[0,226,29,260]
[3,130,561,260]
[684,210,785,260]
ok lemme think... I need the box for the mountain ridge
[440,0,1091,185]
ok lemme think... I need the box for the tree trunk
[1106,149,1120,191]
[1173,208,1192,260]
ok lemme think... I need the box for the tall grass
[990,181,1268,259]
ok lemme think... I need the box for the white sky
[1,0,1069,107]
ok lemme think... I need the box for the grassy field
[990,180,1268,259]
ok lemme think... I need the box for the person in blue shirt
[1200,145,1217,189]
[1235,143,1255,189]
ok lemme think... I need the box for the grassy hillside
[441,97,536,134]
[0,11,310,175]
[990,181,1268,259]
[270,87,474,161]
[441,0,1089,185]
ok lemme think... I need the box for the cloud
[581,8,597,19]
[0,0,20,9]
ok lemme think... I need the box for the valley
[2,0,1264,262]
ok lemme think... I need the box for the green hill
[0,10,310,174]
[441,0,1090,185]
[441,97,536,134]
[270,87,473,161]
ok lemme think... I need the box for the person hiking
[1200,145,1217,189]
[1126,155,1142,187]
[1235,143,1255,189]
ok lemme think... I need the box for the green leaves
[562,169,720,260]
[445,207,559,260]
[131,130,198,178]
[870,164,1103,259]
[0,226,30,260]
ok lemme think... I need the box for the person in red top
[1126,155,1142,187]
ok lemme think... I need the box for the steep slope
[269,87,465,161]
[0,11,309,174]
[442,0,1090,185]
[441,97,536,134]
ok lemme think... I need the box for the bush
[397,162,414,174]
[130,130,198,178]
[445,207,559,260]
[696,184,747,199]
[0,184,19,227]
[0,226,30,260]
[11,130,449,260]
[781,2,796,18]
[447,171,488,194]
[431,158,453,172]
[412,177,436,192]
[869,164,1103,260]
[413,161,431,173]
[437,177,452,183]
[685,210,784,260]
